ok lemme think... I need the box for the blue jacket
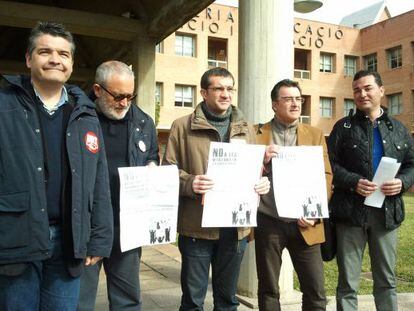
[0,75,113,266]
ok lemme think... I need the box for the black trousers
[255,213,326,311]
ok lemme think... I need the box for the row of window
[319,45,403,76]
[161,34,405,77]
[319,93,403,118]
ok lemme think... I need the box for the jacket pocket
[0,191,30,249]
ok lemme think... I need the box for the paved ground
[94,244,414,310]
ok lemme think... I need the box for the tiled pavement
[93,244,414,310]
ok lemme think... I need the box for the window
[344,56,357,76]
[175,34,195,57]
[175,85,195,107]
[155,42,163,53]
[208,37,228,69]
[387,46,402,69]
[155,83,163,106]
[387,93,402,115]
[363,54,377,71]
[320,53,333,73]
[343,99,355,116]
[320,97,333,118]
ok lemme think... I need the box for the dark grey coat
[327,108,414,229]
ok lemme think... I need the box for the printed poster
[118,165,179,252]
[272,146,329,218]
[202,142,265,227]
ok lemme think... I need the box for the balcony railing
[208,59,228,69]
[294,69,311,80]
[299,116,310,124]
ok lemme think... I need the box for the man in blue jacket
[78,61,159,311]
[0,22,113,310]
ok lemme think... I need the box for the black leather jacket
[327,108,414,229]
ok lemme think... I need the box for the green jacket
[163,103,256,240]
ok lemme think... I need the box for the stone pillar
[131,37,156,118]
[238,0,294,124]
[237,0,295,301]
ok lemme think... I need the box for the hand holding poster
[202,142,265,227]
[364,157,401,208]
[118,165,179,252]
[272,146,329,219]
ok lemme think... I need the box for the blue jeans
[179,228,247,311]
[0,225,81,311]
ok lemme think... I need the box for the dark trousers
[255,213,326,311]
[178,228,247,311]
[78,246,142,311]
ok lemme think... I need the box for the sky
[214,0,414,24]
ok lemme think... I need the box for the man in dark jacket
[328,70,414,311]
[0,22,113,310]
[78,61,159,311]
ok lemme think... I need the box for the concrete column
[131,37,156,119]
[238,0,294,124]
[237,0,295,301]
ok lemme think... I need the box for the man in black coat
[78,61,159,311]
[328,70,414,311]
[0,22,113,310]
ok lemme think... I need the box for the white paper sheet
[201,142,266,227]
[272,146,329,219]
[118,165,179,252]
[364,157,401,208]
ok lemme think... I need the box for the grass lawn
[294,193,414,295]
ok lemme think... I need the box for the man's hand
[85,256,102,266]
[254,176,270,195]
[381,178,402,196]
[192,175,214,194]
[297,217,316,228]
[264,144,280,164]
[356,179,377,197]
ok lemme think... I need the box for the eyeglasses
[207,86,237,94]
[279,96,305,104]
[99,84,137,102]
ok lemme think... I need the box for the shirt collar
[32,84,68,115]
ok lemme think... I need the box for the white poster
[364,157,401,208]
[272,146,329,219]
[118,165,179,252]
[202,142,266,227]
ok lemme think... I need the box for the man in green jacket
[163,67,269,310]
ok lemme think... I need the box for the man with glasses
[78,61,159,311]
[163,67,270,310]
[255,79,332,310]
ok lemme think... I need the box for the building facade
[155,3,414,144]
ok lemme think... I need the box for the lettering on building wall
[294,23,344,48]
[184,6,235,35]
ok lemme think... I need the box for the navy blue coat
[0,75,113,267]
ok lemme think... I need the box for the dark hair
[353,70,383,87]
[270,79,302,101]
[200,67,234,90]
[27,21,75,56]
